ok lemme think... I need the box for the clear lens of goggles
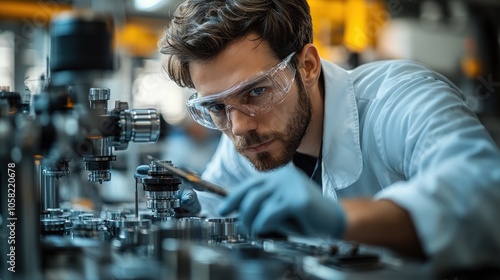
[186,52,296,130]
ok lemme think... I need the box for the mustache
[235,131,279,150]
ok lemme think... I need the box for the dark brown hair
[158,0,312,88]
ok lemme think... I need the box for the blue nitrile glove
[135,165,201,216]
[134,165,150,179]
[176,181,201,216]
[218,164,346,238]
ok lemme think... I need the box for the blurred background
[0,0,499,201]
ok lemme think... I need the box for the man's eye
[249,87,266,97]
[207,103,226,114]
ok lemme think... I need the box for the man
[158,0,500,273]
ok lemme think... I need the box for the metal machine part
[207,218,245,243]
[72,214,108,240]
[40,209,68,237]
[84,88,115,183]
[83,88,160,183]
[106,214,151,240]
[40,159,70,211]
[115,103,161,146]
[83,136,115,183]
[140,160,181,220]
[177,217,208,242]
[49,11,114,87]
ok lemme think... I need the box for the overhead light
[133,0,166,11]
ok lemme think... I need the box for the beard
[235,76,313,171]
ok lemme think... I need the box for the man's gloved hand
[218,164,346,238]
[135,165,201,216]
[176,182,201,216]
[134,165,150,179]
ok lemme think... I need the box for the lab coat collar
[320,59,363,194]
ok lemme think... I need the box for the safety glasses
[186,52,296,130]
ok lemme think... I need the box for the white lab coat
[199,59,500,271]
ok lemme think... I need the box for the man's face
[189,34,312,171]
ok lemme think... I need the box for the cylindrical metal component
[34,155,43,212]
[145,193,180,209]
[119,109,160,143]
[40,218,66,236]
[83,137,115,183]
[40,160,69,211]
[78,213,95,221]
[109,218,156,258]
[88,169,112,183]
[89,88,110,101]
[41,175,58,210]
[103,209,130,220]
[89,88,110,115]
[130,109,161,142]
[207,218,245,243]
[177,217,208,242]
[69,209,89,220]
[50,11,113,74]
[87,136,113,156]
[46,208,64,218]
[141,161,181,220]
[73,217,108,240]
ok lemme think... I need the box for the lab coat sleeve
[373,73,500,271]
[199,134,258,217]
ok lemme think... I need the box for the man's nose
[227,107,258,136]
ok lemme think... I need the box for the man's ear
[296,43,321,88]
